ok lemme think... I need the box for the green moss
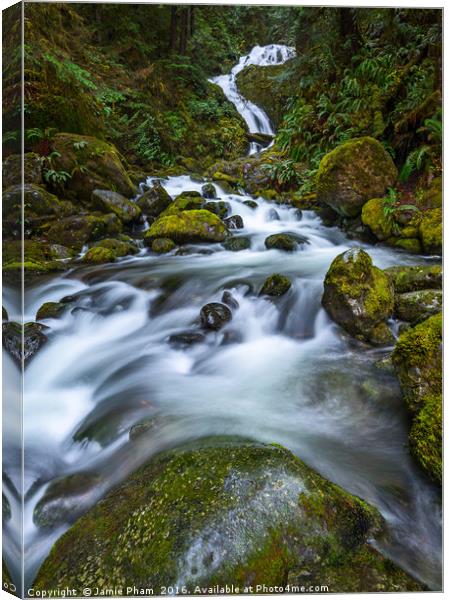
[151,238,176,253]
[260,274,292,297]
[386,237,422,253]
[392,314,442,482]
[44,214,122,250]
[322,248,394,343]
[82,247,117,264]
[159,195,204,217]
[316,137,398,217]
[34,438,417,593]
[2,240,69,275]
[419,208,442,254]
[361,198,393,240]
[384,265,442,293]
[36,302,66,321]
[394,290,442,324]
[144,210,226,244]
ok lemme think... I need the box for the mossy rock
[2,240,72,275]
[392,314,442,482]
[91,190,141,224]
[201,183,217,199]
[361,198,393,241]
[51,133,136,200]
[264,233,307,252]
[394,290,442,325]
[223,236,251,252]
[36,302,67,321]
[3,184,68,223]
[159,195,204,218]
[45,214,122,251]
[260,274,291,297]
[316,137,398,217]
[83,235,139,263]
[34,438,419,593]
[384,265,442,293]
[419,208,442,254]
[322,248,394,344]
[145,210,226,245]
[2,321,48,366]
[136,182,172,218]
[151,238,176,254]
[2,152,42,188]
[92,238,138,256]
[203,201,231,219]
[385,237,422,254]
[200,302,232,330]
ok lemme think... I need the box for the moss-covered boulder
[145,210,226,245]
[265,233,307,252]
[34,473,101,529]
[2,322,48,366]
[385,238,422,254]
[2,152,42,188]
[361,198,393,240]
[159,194,204,218]
[151,238,176,254]
[392,314,442,482]
[384,265,442,293]
[322,248,394,344]
[50,133,136,200]
[45,214,122,250]
[34,439,421,593]
[81,247,117,264]
[2,240,73,275]
[36,302,67,321]
[260,274,292,297]
[203,201,231,219]
[91,190,141,224]
[201,183,217,199]
[3,184,70,226]
[419,208,442,254]
[394,290,442,325]
[316,138,397,217]
[136,182,172,218]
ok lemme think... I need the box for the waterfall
[210,44,295,154]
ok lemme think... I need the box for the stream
[2,45,441,592]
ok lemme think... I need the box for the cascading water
[211,44,295,153]
[2,46,441,591]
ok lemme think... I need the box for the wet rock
[361,198,395,241]
[36,302,67,321]
[2,152,42,188]
[392,313,442,482]
[201,183,217,199]
[2,322,48,365]
[385,237,422,254]
[221,329,243,345]
[151,238,176,254]
[145,210,227,245]
[34,438,422,593]
[200,302,232,330]
[384,265,442,293]
[322,248,394,344]
[264,232,307,251]
[221,291,239,310]
[160,194,203,217]
[203,201,231,219]
[316,137,398,217]
[168,331,206,348]
[295,208,303,220]
[33,472,102,529]
[224,214,244,230]
[81,247,117,264]
[243,200,258,209]
[266,208,280,221]
[136,182,172,218]
[91,190,141,224]
[2,493,11,522]
[394,290,442,325]
[260,274,292,297]
[50,133,136,199]
[3,184,67,223]
[222,236,251,252]
[2,306,8,321]
[2,240,73,275]
[46,214,122,251]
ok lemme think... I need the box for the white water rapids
[2,45,441,592]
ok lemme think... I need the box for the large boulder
[91,190,141,224]
[145,210,227,245]
[2,322,48,365]
[136,182,172,218]
[361,198,394,241]
[384,265,442,293]
[45,214,122,250]
[316,138,398,217]
[34,439,421,593]
[392,314,442,482]
[2,240,74,275]
[159,194,204,218]
[322,248,394,344]
[50,133,136,200]
[265,233,307,252]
